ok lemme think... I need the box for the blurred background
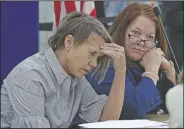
[1,1,184,84]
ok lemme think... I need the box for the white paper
[79,119,169,128]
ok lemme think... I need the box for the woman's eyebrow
[134,27,142,31]
[147,32,156,35]
[133,27,156,35]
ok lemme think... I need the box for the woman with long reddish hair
[86,2,177,119]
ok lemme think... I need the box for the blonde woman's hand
[100,43,126,72]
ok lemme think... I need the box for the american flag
[53,1,96,30]
[39,1,96,52]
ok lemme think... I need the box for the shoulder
[166,84,183,96]
[9,53,45,77]
[78,76,96,92]
[5,53,56,94]
[79,76,91,87]
[166,84,183,105]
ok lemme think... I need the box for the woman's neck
[126,59,144,70]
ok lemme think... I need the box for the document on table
[79,119,169,128]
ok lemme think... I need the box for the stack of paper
[79,119,168,128]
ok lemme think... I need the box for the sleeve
[86,65,162,119]
[5,70,50,128]
[78,77,108,123]
[165,87,174,112]
[165,85,184,128]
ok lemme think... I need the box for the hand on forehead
[87,34,106,56]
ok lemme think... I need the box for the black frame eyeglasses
[128,34,158,48]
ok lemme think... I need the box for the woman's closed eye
[89,50,97,57]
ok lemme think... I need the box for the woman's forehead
[89,44,104,57]
[128,16,156,33]
[87,34,106,48]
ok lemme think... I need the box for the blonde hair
[48,12,112,83]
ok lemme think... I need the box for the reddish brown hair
[109,2,168,57]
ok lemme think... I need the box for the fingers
[101,43,125,53]
[102,43,123,49]
[100,45,124,54]
[157,49,165,57]
[151,48,165,56]
[100,49,123,59]
[100,43,125,59]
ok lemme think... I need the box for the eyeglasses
[128,34,157,48]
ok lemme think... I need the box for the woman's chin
[73,72,85,79]
[130,55,143,62]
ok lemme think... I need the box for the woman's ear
[64,35,74,51]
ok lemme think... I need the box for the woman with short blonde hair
[1,12,126,128]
